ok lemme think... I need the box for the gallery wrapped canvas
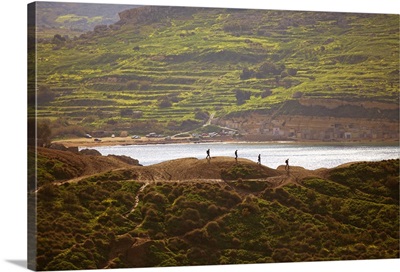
[28,1,399,271]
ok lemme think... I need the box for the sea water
[83,142,399,170]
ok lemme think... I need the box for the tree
[261,89,273,98]
[37,120,52,146]
[234,89,251,105]
[159,98,172,108]
[240,68,255,80]
[120,108,133,117]
[287,68,298,76]
[37,85,55,105]
[52,34,66,45]
[194,110,209,121]
[259,61,284,75]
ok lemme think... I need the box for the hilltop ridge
[32,146,399,270]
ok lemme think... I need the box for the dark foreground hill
[28,146,140,190]
[31,148,399,270]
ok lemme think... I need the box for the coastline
[52,136,399,148]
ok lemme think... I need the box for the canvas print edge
[27,1,399,271]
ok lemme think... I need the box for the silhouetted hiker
[235,150,238,161]
[206,149,211,159]
[285,158,289,171]
[257,154,261,165]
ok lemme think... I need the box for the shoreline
[52,136,399,148]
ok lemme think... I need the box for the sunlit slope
[34,6,399,132]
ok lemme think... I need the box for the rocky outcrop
[108,155,141,166]
[217,99,399,141]
[79,148,102,156]
[49,143,79,153]
[49,143,68,151]
[298,98,399,110]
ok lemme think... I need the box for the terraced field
[30,6,399,137]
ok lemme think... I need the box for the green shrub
[38,183,58,200]
[272,248,295,262]
[46,260,79,270]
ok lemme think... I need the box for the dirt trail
[265,165,324,188]
[37,148,325,194]
[148,156,280,180]
[123,182,149,218]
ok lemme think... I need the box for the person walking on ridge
[206,149,211,160]
[285,158,289,171]
[235,150,238,162]
[257,154,261,165]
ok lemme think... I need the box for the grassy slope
[34,156,399,270]
[32,7,399,135]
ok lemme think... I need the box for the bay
[83,142,399,170]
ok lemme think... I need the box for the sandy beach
[52,135,236,147]
[52,135,399,148]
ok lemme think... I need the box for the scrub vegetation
[32,146,399,269]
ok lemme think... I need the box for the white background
[0,0,398,271]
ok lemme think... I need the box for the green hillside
[33,154,399,270]
[30,6,399,137]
